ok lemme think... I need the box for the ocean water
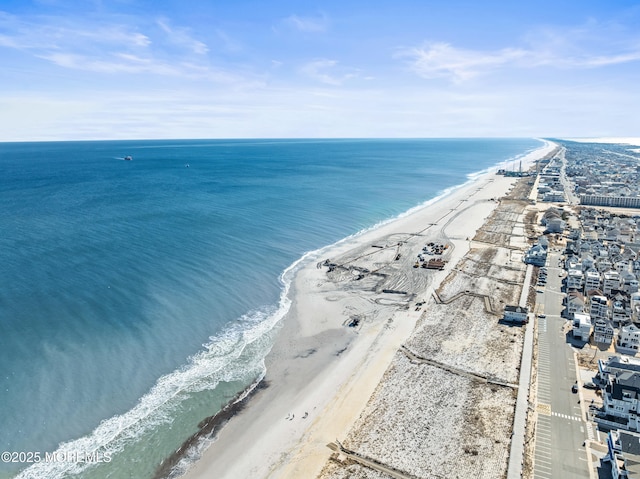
[0,138,542,478]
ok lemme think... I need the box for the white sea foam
[15,265,299,479]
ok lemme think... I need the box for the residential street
[533,250,591,478]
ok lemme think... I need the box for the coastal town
[526,140,640,479]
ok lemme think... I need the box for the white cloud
[0,11,151,51]
[214,29,242,53]
[0,11,257,83]
[398,42,526,82]
[301,59,339,85]
[300,59,358,85]
[36,50,244,84]
[283,13,328,33]
[400,22,640,83]
[572,51,640,67]
[156,18,208,55]
[38,51,179,76]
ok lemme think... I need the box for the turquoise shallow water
[0,138,542,478]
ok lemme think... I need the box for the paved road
[558,146,579,205]
[533,250,591,479]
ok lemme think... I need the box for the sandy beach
[181,140,557,479]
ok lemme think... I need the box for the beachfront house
[599,356,640,381]
[503,305,528,324]
[543,191,566,203]
[524,244,547,267]
[547,217,566,233]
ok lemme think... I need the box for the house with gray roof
[595,318,615,346]
[599,372,640,432]
[503,305,529,324]
[607,429,640,479]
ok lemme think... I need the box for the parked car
[571,384,578,393]
[584,382,598,390]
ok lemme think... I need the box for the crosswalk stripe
[550,411,581,421]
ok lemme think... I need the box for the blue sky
[0,0,639,140]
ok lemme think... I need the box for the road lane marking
[551,412,581,421]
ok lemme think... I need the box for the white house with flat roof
[618,324,640,355]
[573,313,592,341]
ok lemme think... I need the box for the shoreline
[155,379,269,479]
[180,140,557,479]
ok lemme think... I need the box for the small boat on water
[124,156,132,161]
